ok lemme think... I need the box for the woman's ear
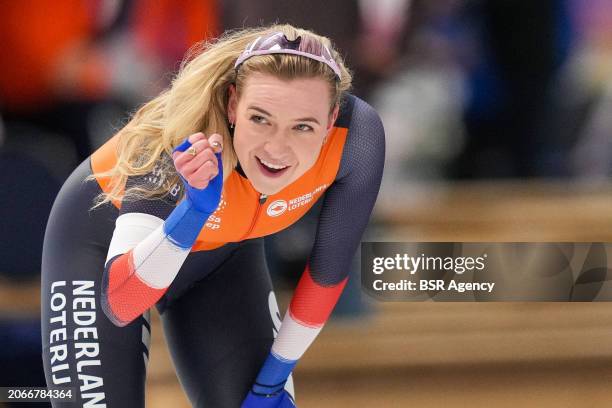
[323,104,340,145]
[327,104,340,131]
[227,84,237,123]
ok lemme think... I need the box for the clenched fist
[172,132,224,214]
[172,132,223,189]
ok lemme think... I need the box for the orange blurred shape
[0,1,104,111]
[132,0,220,66]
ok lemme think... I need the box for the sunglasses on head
[234,32,342,80]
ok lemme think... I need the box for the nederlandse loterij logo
[267,200,288,217]
[266,184,329,217]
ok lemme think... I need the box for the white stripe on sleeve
[131,224,190,289]
[271,312,322,361]
[105,213,164,264]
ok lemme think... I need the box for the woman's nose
[263,131,289,156]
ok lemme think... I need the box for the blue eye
[295,124,314,132]
[250,115,267,124]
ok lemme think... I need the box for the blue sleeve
[309,95,386,286]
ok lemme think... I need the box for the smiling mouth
[256,156,291,176]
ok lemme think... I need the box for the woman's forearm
[252,264,348,395]
[101,200,210,326]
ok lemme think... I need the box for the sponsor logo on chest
[266,183,328,217]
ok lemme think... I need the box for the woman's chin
[250,179,286,196]
[247,171,295,196]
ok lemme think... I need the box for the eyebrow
[248,105,321,125]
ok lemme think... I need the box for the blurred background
[1,0,612,407]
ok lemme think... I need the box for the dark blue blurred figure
[0,148,58,407]
[453,0,571,178]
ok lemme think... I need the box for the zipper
[240,193,267,240]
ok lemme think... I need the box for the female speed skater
[41,23,385,407]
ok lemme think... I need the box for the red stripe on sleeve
[288,265,348,328]
[106,250,167,326]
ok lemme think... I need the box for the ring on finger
[187,146,197,156]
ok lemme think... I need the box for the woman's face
[228,72,339,195]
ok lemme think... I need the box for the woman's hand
[241,390,296,408]
[172,132,223,189]
[172,132,224,214]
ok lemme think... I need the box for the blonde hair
[89,23,353,208]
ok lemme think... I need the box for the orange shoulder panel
[191,126,349,251]
[90,133,123,208]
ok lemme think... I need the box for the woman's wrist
[252,352,298,395]
[163,198,211,249]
